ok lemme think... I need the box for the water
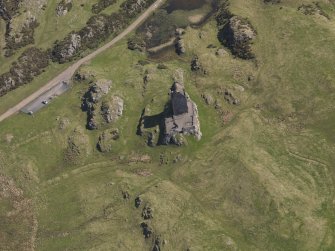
[136,0,217,59]
[164,0,208,14]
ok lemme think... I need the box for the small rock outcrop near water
[219,16,256,59]
[175,28,186,55]
[216,2,256,59]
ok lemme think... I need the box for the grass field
[0,0,335,250]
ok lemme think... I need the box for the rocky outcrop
[222,89,240,105]
[216,2,256,59]
[218,16,256,59]
[175,37,186,55]
[298,3,329,19]
[0,0,22,21]
[142,205,153,219]
[101,96,124,124]
[201,93,215,105]
[162,81,202,144]
[97,128,120,152]
[120,0,156,18]
[191,56,202,71]
[127,36,146,52]
[191,55,207,74]
[81,80,112,130]
[0,47,49,97]
[51,33,82,63]
[137,71,201,146]
[140,222,153,238]
[152,236,161,251]
[5,16,39,57]
[135,196,142,208]
[51,13,126,63]
[56,0,72,16]
[1,0,46,56]
[175,27,186,55]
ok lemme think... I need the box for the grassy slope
[0,0,335,250]
[0,0,125,115]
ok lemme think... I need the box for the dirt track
[0,0,164,123]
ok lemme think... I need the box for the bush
[0,47,49,96]
[92,0,117,14]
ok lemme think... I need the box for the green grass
[1,0,335,250]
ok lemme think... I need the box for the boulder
[152,236,161,251]
[223,89,240,105]
[140,222,153,239]
[135,196,142,208]
[201,93,215,105]
[191,56,202,72]
[122,190,130,200]
[142,205,153,219]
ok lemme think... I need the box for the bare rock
[175,38,186,55]
[56,0,72,16]
[140,222,153,239]
[191,55,202,72]
[135,196,142,208]
[101,96,124,124]
[82,80,111,130]
[222,89,240,105]
[142,205,153,219]
[218,16,256,59]
[216,48,227,56]
[202,93,215,105]
[152,236,161,251]
[122,190,130,200]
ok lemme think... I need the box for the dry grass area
[0,0,335,250]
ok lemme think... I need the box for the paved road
[0,0,164,123]
[21,81,70,114]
